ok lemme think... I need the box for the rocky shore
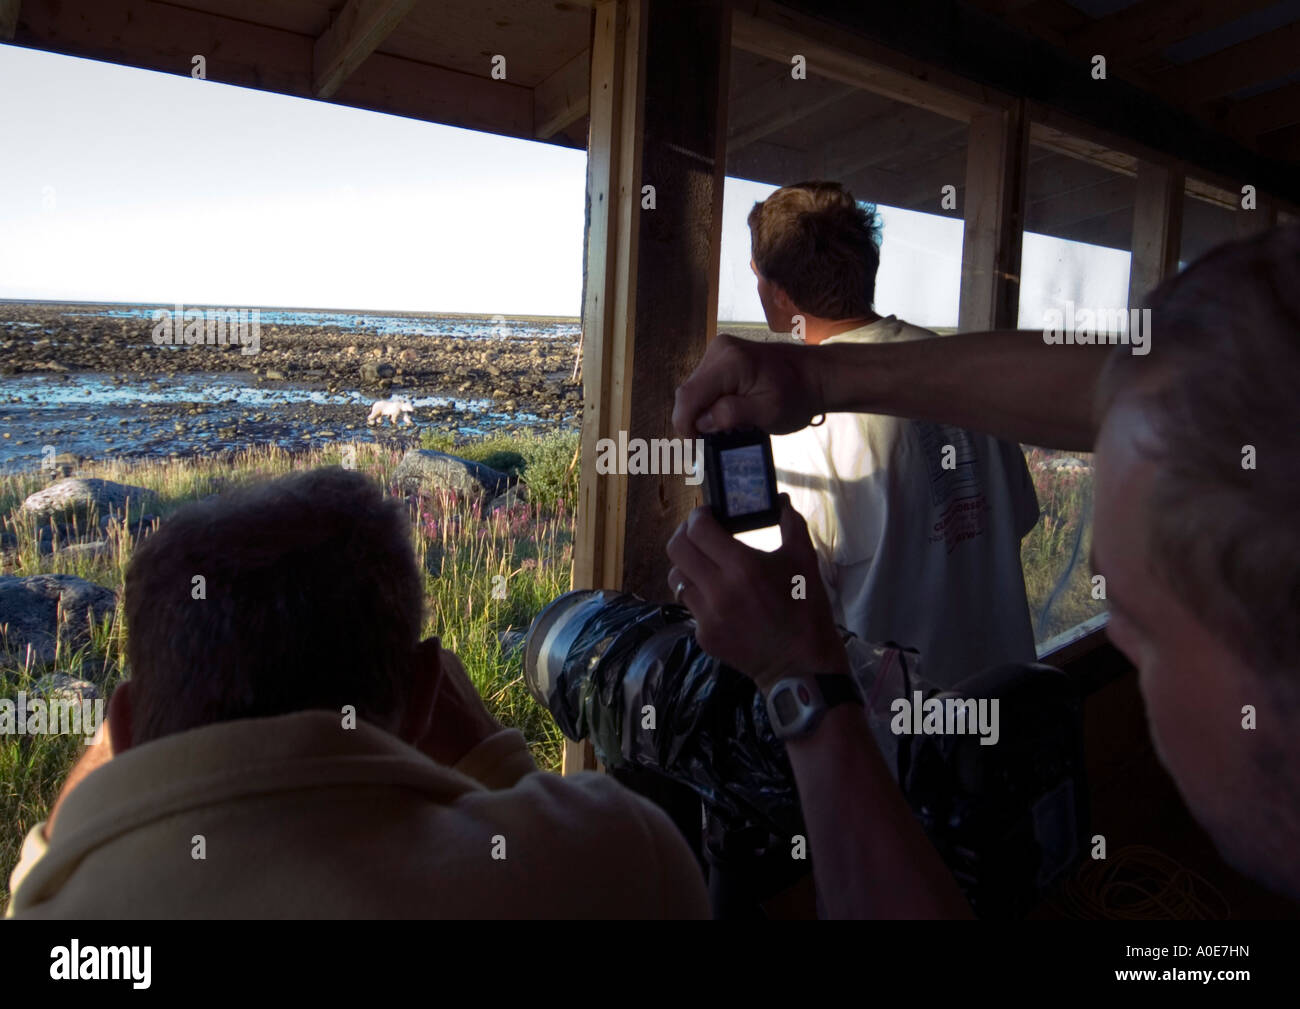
[0,302,584,418]
[0,303,585,467]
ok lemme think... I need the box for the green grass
[2,431,1094,909]
[1019,447,1104,644]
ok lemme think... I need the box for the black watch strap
[816,673,864,708]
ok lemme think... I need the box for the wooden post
[620,0,730,597]
[0,0,19,41]
[1235,193,1278,238]
[1128,161,1184,306]
[958,99,1029,331]
[567,0,729,774]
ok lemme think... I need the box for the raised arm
[674,330,1108,451]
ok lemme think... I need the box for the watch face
[773,688,800,725]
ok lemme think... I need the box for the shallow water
[0,372,544,472]
[67,306,581,342]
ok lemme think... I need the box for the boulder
[1044,456,1090,472]
[498,629,527,660]
[360,361,396,384]
[487,483,528,512]
[0,574,118,668]
[392,449,511,499]
[22,478,157,522]
[58,540,114,559]
[31,673,101,702]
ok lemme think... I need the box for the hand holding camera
[665,493,848,694]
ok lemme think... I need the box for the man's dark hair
[124,467,424,745]
[747,180,882,320]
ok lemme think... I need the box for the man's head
[1092,224,1300,897]
[747,181,882,333]
[118,467,428,748]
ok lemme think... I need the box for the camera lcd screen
[720,444,772,517]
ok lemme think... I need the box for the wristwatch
[765,673,864,740]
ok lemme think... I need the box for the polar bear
[367,398,414,426]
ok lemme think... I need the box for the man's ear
[398,637,442,745]
[107,681,134,754]
[773,284,800,317]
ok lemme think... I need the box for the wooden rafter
[728,83,857,153]
[1232,79,1300,139]
[732,6,992,124]
[313,0,419,99]
[824,108,967,180]
[1028,175,1136,236]
[1065,0,1280,64]
[534,48,591,140]
[0,0,19,41]
[1166,21,1300,106]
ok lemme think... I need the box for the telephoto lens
[524,589,804,838]
[524,590,1091,918]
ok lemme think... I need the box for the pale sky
[0,44,1129,326]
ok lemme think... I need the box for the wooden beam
[567,0,731,773]
[622,0,730,596]
[0,0,18,42]
[765,0,1300,206]
[732,6,992,124]
[1030,101,1297,224]
[534,48,591,140]
[726,137,822,185]
[1171,22,1300,106]
[959,101,1029,330]
[574,0,643,601]
[1029,115,1139,178]
[1065,0,1278,64]
[728,83,857,153]
[1234,195,1278,238]
[1129,160,1184,306]
[13,0,534,142]
[1025,151,1125,203]
[1065,205,1135,252]
[567,0,645,775]
[866,147,970,212]
[825,107,966,180]
[1027,175,1136,236]
[1187,175,1246,210]
[1233,80,1300,141]
[313,0,418,99]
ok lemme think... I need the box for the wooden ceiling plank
[728,83,857,152]
[1066,0,1280,63]
[1231,79,1300,139]
[1028,176,1136,234]
[733,6,996,124]
[313,0,420,99]
[1170,22,1300,105]
[824,106,966,178]
[534,47,591,139]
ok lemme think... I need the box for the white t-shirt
[739,317,1040,688]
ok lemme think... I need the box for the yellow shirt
[7,710,709,919]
